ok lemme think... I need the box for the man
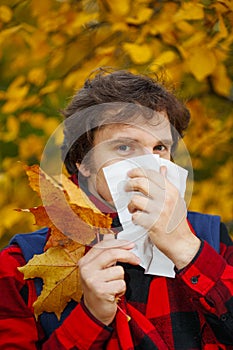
[0,70,233,349]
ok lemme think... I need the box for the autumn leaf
[28,67,46,86]
[22,164,112,245]
[211,63,232,97]
[19,245,85,319]
[187,47,217,81]
[16,164,114,318]
[0,5,13,23]
[174,2,204,21]
[123,43,153,65]
[105,0,130,17]
[17,204,103,250]
[126,7,153,25]
[0,0,232,321]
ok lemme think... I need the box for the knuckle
[116,265,124,277]
[133,178,141,189]
[118,279,126,293]
[131,194,141,206]
[132,211,139,222]
[106,249,117,261]
[110,249,126,261]
[79,262,89,276]
[131,195,148,211]
[84,275,96,288]
[129,178,141,191]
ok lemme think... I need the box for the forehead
[94,112,172,145]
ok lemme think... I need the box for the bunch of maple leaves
[18,164,113,320]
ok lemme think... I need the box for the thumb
[160,165,167,177]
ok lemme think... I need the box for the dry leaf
[22,164,112,245]
[17,164,114,318]
[187,46,217,81]
[16,206,85,251]
[19,245,85,319]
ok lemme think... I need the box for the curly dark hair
[61,69,190,175]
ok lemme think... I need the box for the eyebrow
[156,139,174,146]
[105,137,174,146]
[106,137,139,144]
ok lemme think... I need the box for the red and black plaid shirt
[1,183,233,349]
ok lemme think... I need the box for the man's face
[77,111,173,208]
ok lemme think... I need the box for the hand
[125,166,201,269]
[78,239,140,325]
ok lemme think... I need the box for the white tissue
[103,154,188,278]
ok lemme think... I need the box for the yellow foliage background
[0,0,232,248]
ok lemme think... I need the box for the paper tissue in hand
[103,154,188,278]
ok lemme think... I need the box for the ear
[76,162,91,178]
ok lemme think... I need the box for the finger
[79,246,140,270]
[83,265,125,291]
[128,194,151,213]
[127,168,166,190]
[127,186,165,215]
[96,249,140,269]
[98,265,125,282]
[103,279,126,298]
[124,177,151,197]
[125,177,165,201]
[132,210,160,230]
[87,279,126,303]
[79,239,135,265]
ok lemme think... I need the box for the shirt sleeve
[0,245,41,350]
[176,223,233,343]
[0,245,113,350]
[43,302,113,349]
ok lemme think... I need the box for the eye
[154,144,166,152]
[118,144,131,152]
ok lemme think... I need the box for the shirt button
[221,314,227,322]
[191,275,199,284]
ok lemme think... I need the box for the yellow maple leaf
[152,50,177,68]
[39,80,60,95]
[17,164,114,318]
[187,47,217,81]
[123,43,152,65]
[28,67,46,86]
[126,8,153,25]
[19,245,85,319]
[0,5,13,23]
[6,76,29,99]
[211,63,232,97]
[105,0,130,16]
[174,2,204,21]
[19,136,44,160]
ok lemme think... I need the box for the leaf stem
[117,303,131,322]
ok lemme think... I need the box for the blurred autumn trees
[0,0,232,247]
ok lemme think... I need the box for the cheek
[96,169,114,203]
[164,154,171,160]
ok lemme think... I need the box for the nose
[142,147,154,155]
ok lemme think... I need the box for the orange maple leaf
[17,164,114,318]
[21,164,113,247]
